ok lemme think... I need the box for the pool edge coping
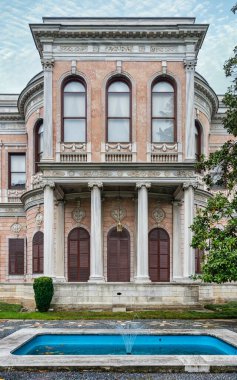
[0,328,237,373]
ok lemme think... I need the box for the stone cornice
[194,75,218,118]
[0,113,24,121]
[30,22,208,58]
[18,74,44,116]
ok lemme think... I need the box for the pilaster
[42,58,54,161]
[43,181,55,277]
[172,200,182,280]
[55,200,66,282]
[184,59,196,161]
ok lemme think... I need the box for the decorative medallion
[11,223,22,234]
[35,212,43,227]
[72,207,85,224]
[152,208,166,224]
[111,208,126,223]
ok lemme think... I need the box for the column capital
[183,59,197,71]
[41,58,55,71]
[88,181,103,190]
[183,181,198,190]
[43,180,55,190]
[172,200,182,207]
[136,182,151,189]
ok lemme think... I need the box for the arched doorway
[32,231,44,274]
[149,228,170,282]
[107,227,130,282]
[68,227,90,282]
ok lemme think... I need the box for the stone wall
[1,282,237,310]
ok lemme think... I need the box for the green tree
[191,39,237,283]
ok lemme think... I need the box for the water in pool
[13,334,237,355]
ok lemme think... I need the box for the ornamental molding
[10,222,22,235]
[61,143,86,152]
[41,58,55,70]
[18,75,44,116]
[111,207,126,223]
[72,203,86,224]
[35,212,43,227]
[151,143,178,153]
[152,207,166,224]
[44,169,196,179]
[32,26,207,55]
[136,182,151,189]
[105,143,132,152]
[88,181,103,189]
[31,173,44,189]
[0,114,24,121]
[194,77,218,117]
[183,59,197,71]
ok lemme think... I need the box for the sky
[0,0,236,95]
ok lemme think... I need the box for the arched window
[35,119,44,173]
[151,79,175,143]
[195,120,202,161]
[33,231,44,274]
[62,78,86,142]
[107,79,131,142]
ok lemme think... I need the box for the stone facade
[0,17,236,309]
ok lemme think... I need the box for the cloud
[0,0,235,93]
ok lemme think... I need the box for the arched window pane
[153,81,174,93]
[108,93,130,117]
[152,120,174,143]
[152,93,174,117]
[108,81,129,92]
[64,119,86,142]
[64,81,85,92]
[64,93,85,117]
[108,120,130,142]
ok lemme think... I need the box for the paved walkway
[0,319,237,379]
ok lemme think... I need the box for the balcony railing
[147,143,180,163]
[56,142,91,163]
[101,143,136,163]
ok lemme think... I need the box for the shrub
[33,277,54,312]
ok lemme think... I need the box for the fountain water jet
[116,320,143,355]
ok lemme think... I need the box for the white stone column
[43,182,55,277]
[184,59,196,161]
[134,182,151,283]
[183,182,196,278]
[42,59,54,160]
[55,200,65,281]
[172,200,182,280]
[88,182,105,282]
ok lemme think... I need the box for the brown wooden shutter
[9,239,24,275]
[107,227,130,282]
[195,248,204,274]
[149,228,170,282]
[68,227,90,282]
[32,231,44,274]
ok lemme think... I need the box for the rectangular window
[9,239,24,275]
[9,154,26,189]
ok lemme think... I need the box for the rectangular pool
[12,334,237,356]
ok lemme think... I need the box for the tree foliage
[191,43,237,283]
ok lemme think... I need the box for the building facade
[0,17,236,309]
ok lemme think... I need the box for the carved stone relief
[72,201,86,224]
[152,207,166,224]
[111,208,126,223]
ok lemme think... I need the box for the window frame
[8,153,26,190]
[151,77,177,144]
[61,76,87,143]
[34,119,44,173]
[106,77,132,143]
[9,238,24,275]
[195,120,202,161]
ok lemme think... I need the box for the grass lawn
[0,301,237,320]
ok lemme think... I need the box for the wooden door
[33,231,44,274]
[68,227,90,282]
[149,228,170,282]
[195,248,204,274]
[107,227,130,282]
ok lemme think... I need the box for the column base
[88,276,105,283]
[134,276,151,284]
